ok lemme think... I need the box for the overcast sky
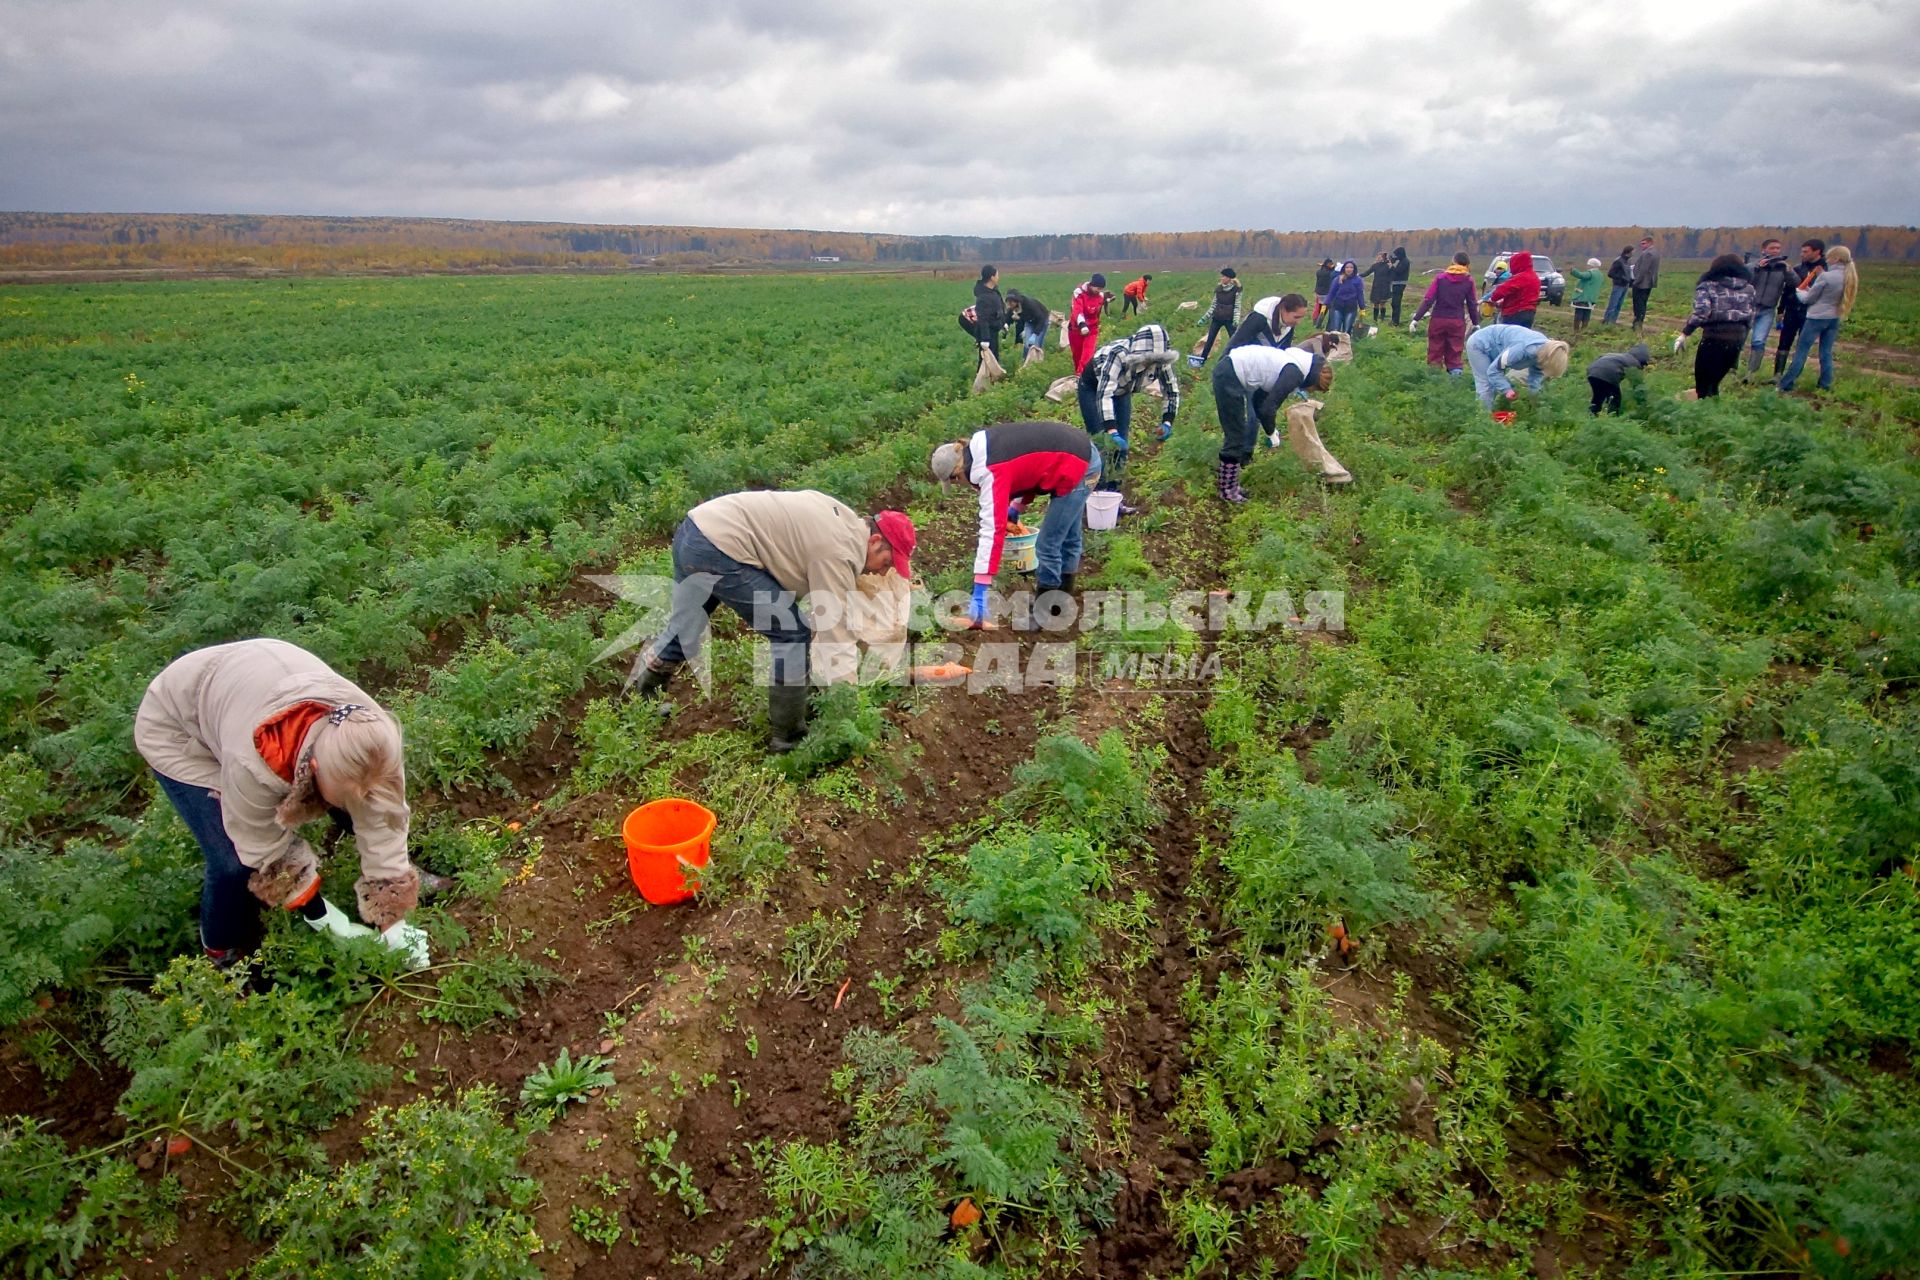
[2,0,1916,236]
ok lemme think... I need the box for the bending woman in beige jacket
[135,638,430,968]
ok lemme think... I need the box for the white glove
[306,898,375,941]
[1672,334,1686,353]
[381,920,431,971]
[1408,321,1419,333]
[1266,429,1281,449]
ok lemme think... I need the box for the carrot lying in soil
[1330,920,1356,960]
[912,663,972,683]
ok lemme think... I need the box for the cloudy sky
[2,0,1916,236]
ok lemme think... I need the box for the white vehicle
[1483,253,1567,306]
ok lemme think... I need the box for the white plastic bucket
[1085,491,1122,530]
[1004,528,1039,571]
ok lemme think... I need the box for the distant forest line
[3,211,1918,274]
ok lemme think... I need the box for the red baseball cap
[874,510,915,578]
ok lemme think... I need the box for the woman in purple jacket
[1411,252,1479,374]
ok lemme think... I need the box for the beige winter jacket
[134,638,419,929]
[687,490,870,629]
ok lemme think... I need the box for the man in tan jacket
[135,638,429,967]
[623,490,916,751]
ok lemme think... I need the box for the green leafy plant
[253,1087,545,1279]
[1007,729,1167,844]
[102,958,387,1145]
[936,828,1111,966]
[780,907,861,999]
[518,1048,614,1113]
[641,1129,708,1217]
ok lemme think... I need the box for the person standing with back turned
[1602,245,1633,325]
[1676,253,1756,398]
[1388,247,1412,324]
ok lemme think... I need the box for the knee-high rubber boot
[768,682,809,754]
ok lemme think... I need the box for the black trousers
[1504,309,1537,330]
[1122,295,1140,315]
[1588,376,1622,415]
[1775,311,1805,375]
[1389,282,1407,324]
[1630,287,1652,326]
[1198,314,1234,360]
[1695,326,1744,397]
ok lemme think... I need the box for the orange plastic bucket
[622,799,715,905]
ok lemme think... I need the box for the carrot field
[3,264,1918,1279]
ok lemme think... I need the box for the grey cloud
[1,0,1916,235]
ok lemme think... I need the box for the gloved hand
[1156,419,1172,441]
[969,582,990,626]
[1409,320,1419,333]
[381,919,431,971]
[1672,334,1686,353]
[1266,429,1281,449]
[1005,500,1025,526]
[305,897,376,941]
[1503,389,1519,401]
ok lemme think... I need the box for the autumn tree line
[3,211,1917,274]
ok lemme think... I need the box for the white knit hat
[1587,257,1602,268]
[930,441,966,489]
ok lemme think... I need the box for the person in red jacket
[1489,251,1542,329]
[931,421,1101,623]
[1068,274,1108,373]
[1121,274,1151,315]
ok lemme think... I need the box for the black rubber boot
[768,683,809,754]
[1058,572,1076,595]
[622,655,681,701]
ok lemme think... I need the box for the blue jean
[1033,450,1100,588]
[1020,319,1049,352]
[1747,311,1775,350]
[1602,284,1627,324]
[155,771,262,954]
[1327,308,1357,335]
[1076,375,1131,492]
[1779,317,1839,391]
[649,517,810,686]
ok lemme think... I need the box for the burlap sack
[1286,402,1351,484]
[1045,374,1079,402]
[972,345,1007,394]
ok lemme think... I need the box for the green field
[3,267,1918,1279]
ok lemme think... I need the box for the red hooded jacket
[1490,251,1541,318]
